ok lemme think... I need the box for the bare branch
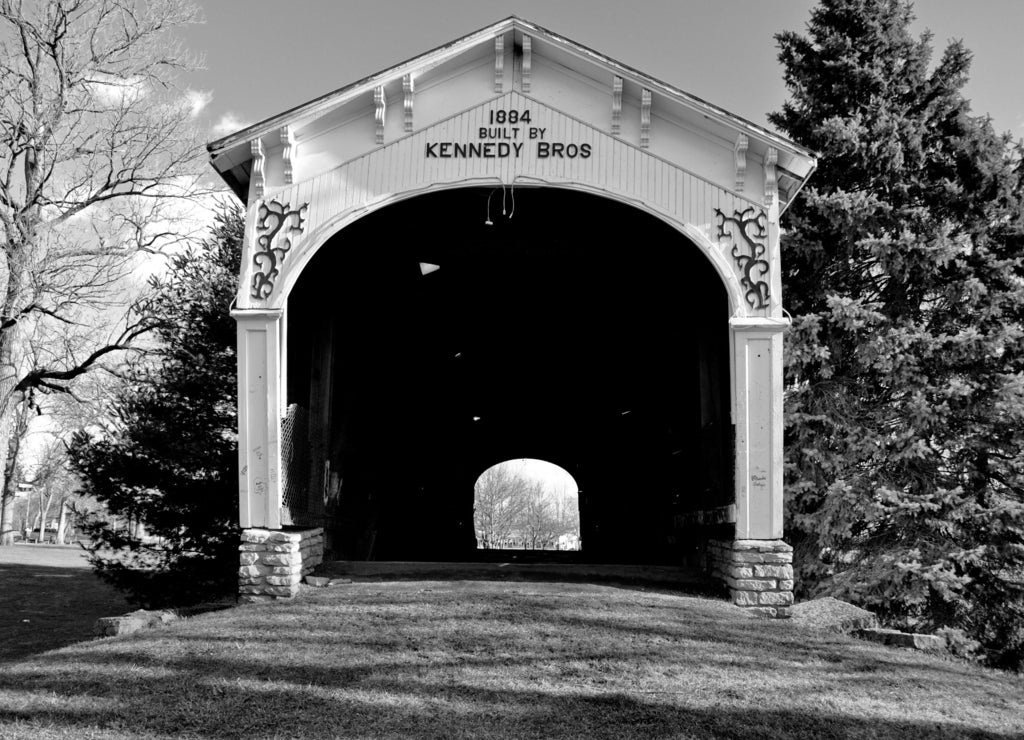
[0,0,205,544]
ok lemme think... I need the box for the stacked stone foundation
[707,539,793,618]
[238,527,324,602]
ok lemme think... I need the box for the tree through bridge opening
[473,459,581,552]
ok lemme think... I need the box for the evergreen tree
[70,205,242,607]
[772,0,1024,668]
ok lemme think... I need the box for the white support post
[233,309,284,530]
[249,139,265,202]
[767,180,783,316]
[374,86,386,145]
[280,126,295,185]
[730,317,788,540]
[640,89,652,148]
[611,76,623,135]
[403,74,414,132]
[521,35,532,93]
[494,35,505,93]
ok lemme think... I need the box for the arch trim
[258,179,750,319]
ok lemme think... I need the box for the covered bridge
[207,17,816,615]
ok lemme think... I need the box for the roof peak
[207,15,812,161]
[207,15,815,210]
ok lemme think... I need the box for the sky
[181,0,1024,147]
[506,459,579,500]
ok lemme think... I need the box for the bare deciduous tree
[0,0,206,543]
[519,485,560,550]
[473,463,532,549]
[27,438,76,543]
[474,462,581,550]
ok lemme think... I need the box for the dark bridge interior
[285,187,732,562]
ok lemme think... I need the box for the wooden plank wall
[241,91,765,315]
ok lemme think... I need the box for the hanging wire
[484,188,495,225]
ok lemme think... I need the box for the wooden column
[730,317,787,540]
[233,308,284,529]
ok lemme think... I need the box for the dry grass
[0,575,1022,739]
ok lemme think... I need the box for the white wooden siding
[239,91,770,317]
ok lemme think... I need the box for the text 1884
[489,109,531,124]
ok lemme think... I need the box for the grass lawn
[0,570,1022,739]
[0,544,130,662]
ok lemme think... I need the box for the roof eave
[208,16,814,160]
[207,16,522,160]
[779,157,817,216]
[207,15,817,194]
[509,18,814,163]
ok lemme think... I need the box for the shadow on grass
[2,575,1021,738]
[314,560,728,599]
[0,646,1013,739]
[0,561,130,662]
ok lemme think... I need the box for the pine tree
[69,204,243,607]
[772,0,1024,668]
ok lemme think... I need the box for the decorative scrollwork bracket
[251,199,308,300]
[714,207,771,310]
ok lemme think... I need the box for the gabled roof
[208,16,816,209]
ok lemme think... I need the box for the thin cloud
[211,111,252,137]
[85,73,147,105]
[185,89,213,118]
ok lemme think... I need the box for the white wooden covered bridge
[207,17,816,614]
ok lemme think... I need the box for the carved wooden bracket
[640,89,651,148]
[611,76,623,136]
[374,86,386,145]
[522,35,532,93]
[715,207,771,310]
[494,36,505,93]
[251,199,309,300]
[734,134,748,192]
[280,126,294,185]
[403,74,414,132]
[764,147,778,206]
[250,139,265,199]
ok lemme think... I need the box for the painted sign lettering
[425,109,591,159]
[426,142,524,158]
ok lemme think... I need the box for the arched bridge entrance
[208,17,816,616]
[284,187,731,563]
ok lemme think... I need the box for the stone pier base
[707,539,794,618]
[238,527,324,602]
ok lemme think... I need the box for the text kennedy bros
[425,141,593,159]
